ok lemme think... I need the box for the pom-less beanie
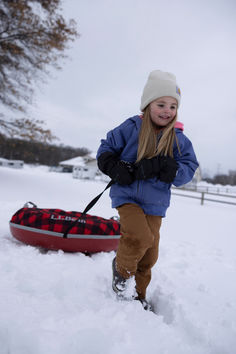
[140,70,181,111]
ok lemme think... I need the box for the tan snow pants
[116,203,162,299]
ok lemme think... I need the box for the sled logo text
[50,215,86,223]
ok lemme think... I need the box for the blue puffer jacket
[97,115,199,217]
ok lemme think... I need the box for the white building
[59,156,85,173]
[73,159,98,180]
[191,166,202,184]
[0,158,24,169]
[59,154,99,180]
[182,166,202,188]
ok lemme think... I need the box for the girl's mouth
[159,115,170,120]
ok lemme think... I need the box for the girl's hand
[135,156,160,180]
[159,156,178,183]
[97,152,135,185]
[110,161,134,185]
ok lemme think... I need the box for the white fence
[178,184,236,195]
[172,186,236,206]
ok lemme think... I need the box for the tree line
[204,171,236,186]
[0,134,89,166]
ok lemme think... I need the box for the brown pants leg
[116,203,162,299]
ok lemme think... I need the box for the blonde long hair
[136,105,180,162]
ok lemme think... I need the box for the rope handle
[63,180,113,238]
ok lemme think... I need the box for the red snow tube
[9,205,120,253]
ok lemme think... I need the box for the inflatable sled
[10,203,120,253]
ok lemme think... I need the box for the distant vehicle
[0,158,24,169]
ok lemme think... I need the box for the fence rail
[172,188,236,206]
[178,184,236,195]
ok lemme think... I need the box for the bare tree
[0,117,58,143]
[0,0,78,137]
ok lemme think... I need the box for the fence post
[201,192,205,205]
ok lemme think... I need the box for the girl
[96,70,199,310]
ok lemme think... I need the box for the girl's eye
[171,106,176,110]
[158,104,164,108]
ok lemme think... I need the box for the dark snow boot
[112,257,127,297]
[134,296,153,312]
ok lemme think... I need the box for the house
[0,158,24,169]
[59,153,99,179]
[183,166,202,187]
[73,159,98,180]
[191,166,202,184]
[59,156,85,173]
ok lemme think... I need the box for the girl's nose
[164,106,171,114]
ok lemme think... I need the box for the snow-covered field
[0,165,236,354]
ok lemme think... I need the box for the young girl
[96,70,199,310]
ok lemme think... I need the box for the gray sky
[33,0,236,177]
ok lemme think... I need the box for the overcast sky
[32,0,236,177]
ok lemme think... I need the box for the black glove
[135,156,160,180]
[110,161,134,185]
[97,151,134,185]
[159,156,178,183]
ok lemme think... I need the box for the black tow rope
[63,180,114,238]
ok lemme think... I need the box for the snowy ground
[0,165,236,354]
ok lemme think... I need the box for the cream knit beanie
[140,70,181,111]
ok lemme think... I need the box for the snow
[0,165,236,354]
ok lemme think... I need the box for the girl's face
[149,96,177,127]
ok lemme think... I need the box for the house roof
[89,152,97,159]
[59,156,85,167]
[59,153,96,167]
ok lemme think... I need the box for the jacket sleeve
[173,132,199,187]
[96,119,134,159]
